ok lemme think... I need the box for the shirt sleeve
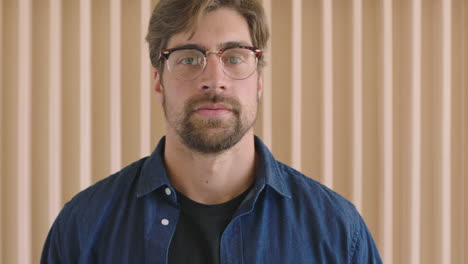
[350,217,383,264]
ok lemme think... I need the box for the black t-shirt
[168,187,251,264]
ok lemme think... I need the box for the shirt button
[161,219,169,226]
[165,187,172,196]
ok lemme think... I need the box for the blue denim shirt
[42,136,382,263]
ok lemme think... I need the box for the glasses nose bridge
[204,50,225,71]
[205,50,223,60]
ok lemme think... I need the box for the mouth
[194,104,233,117]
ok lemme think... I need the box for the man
[42,0,382,263]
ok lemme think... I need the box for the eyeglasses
[159,46,263,81]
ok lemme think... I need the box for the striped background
[1,0,466,263]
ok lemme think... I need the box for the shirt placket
[219,185,264,264]
[220,219,244,264]
[144,187,180,264]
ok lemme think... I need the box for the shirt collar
[253,136,292,198]
[136,137,171,198]
[136,136,292,199]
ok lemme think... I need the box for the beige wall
[1,0,467,263]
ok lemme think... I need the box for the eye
[222,48,250,65]
[228,56,241,64]
[179,57,197,65]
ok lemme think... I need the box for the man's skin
[153,8,264,205]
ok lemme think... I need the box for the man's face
[154,8,263,154]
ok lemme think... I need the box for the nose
[198,53,226,91]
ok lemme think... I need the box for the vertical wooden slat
[90,0,111,184]
[322,0,333,188]
[3,2,19,263]
[140,0,151,156]
[464,10,467,259]
[49,0,62,224]
[381,0,394,262]
[0,0,3,261]
[61,0,80,203]
[121,0,141,166]
[110,0,122,173]
[31,2,51,260]
[464,3,467,260]
[262,0,272,148]
[18,0,32,263]
[80,0,92,189]
[271,1,292,164]
[440,0,452,263]
[291,0,301,170]
[361,0,380,242]
[331,0,352,202]
[392,1,406,261]
[300,0,322,182]
[449,2,463,262]
[410,0,422,263]
[351,0,363,212]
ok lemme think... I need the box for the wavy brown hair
[146,0,270,73]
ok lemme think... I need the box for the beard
[163,93,257,154]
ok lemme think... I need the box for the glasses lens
[221,48,257,80]
[167,49,205,81]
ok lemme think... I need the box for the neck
[163,130,257,205]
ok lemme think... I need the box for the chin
[180,125,247,154]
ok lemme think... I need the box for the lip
[196,104,231,111]
[194,104,232,117]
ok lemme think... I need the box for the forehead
[166,8,253,50]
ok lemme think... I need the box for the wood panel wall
[1,0,466,263]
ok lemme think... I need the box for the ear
[153,69,164,104]
[257,70,264,101]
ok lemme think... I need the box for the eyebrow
[168,41,253,51]
[168,43,208,51]
[220,41,252,49]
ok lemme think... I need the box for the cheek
[237,82,260,116]
[162,91,183,119]
[243,80,261,104]
[165,93,182,112]
[163,82,188,109]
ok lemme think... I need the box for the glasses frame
[159,46,263,81]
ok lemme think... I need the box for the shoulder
[274,160,363,235]
[276,161,356,213]
[56,157,148,233]
[41,158,148,262]
[273,161,381,262]
[69,158,146,210]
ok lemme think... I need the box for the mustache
[185,94,241,115]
